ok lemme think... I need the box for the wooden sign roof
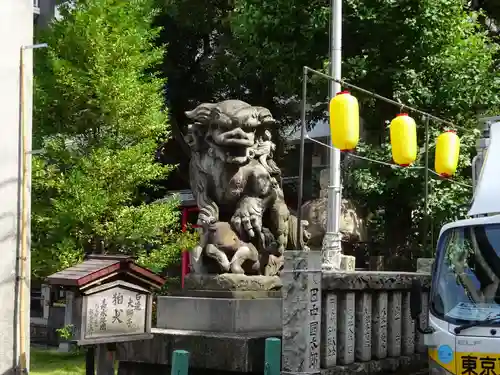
[46,254,165,290]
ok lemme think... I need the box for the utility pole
[323,0,343,270]
[0,2,36,372]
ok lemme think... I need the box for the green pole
[265,337,281,375]
[171,350,189,375]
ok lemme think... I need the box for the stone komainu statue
[184,100,309,276]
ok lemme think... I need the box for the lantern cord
[304,66,465,131]
[426,170,473,189]
[305,135,473,189]
[344,152,413,169]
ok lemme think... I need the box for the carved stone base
[160,273,282,333]
[183,273,282,293]
[156,295,282,333]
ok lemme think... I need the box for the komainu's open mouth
[213,127,255,148]
[220,145,248,158]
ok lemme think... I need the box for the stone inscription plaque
[307,271,321,370]
[338,292,355,365]
[322,293,337,367]
[84,286,147,339]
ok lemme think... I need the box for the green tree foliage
[228,0,500,256]
[147,0,500,260]
[337,0,500,256]
[154,0,301,175]
[470,0,500,38]
[32,0,196,278]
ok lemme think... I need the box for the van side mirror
[410,279,423,320]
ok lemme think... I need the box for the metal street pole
[322,0,343,270]
[17,42,48,374]
[423,117,429,255]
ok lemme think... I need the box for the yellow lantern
[435,130,460,177]
[329,91,360,151]
[389,113,417,166]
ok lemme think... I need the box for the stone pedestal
[157,274,282,333]
[157,296,282,333]
[117,328,277,374]
[117,273,282,374]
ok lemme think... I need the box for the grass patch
[31,347,85,375]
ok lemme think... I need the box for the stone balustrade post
[354,293,372,362]
[416,291,429,353]
[402,292,416,355]
[337,292,355,365]
[282,251,322,375]
[321,293,337,368]
[387,291,402,357]
[372,291,388,359]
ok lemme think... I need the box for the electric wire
[297,66,477,243]
[305,134,473,189]
[304,66,477,135]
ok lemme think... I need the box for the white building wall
[0,0,33,373]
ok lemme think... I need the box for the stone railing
[282,251,431,375]
[117,252,432,375]
[321,272,431,372]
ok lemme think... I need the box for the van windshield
[431,224,500,324]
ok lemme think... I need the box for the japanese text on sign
[85,286,147,339]
[459,353,500,375]
[307,270,321,371]
[309,287,319,369]
[325,294,337,362]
